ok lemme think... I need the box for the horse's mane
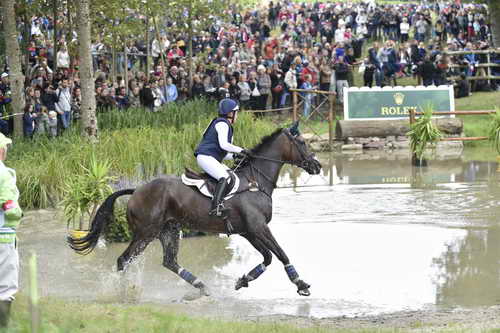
[250,128,283,154]
[233,128,283,171]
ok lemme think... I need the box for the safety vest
[0,161,22,244]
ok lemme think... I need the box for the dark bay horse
[68,122,322,296]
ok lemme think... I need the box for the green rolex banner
[343,86,455,120]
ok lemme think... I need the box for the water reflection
[433,225,500,307]
[277,149,499,187]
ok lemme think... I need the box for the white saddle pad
[181,173,240,200]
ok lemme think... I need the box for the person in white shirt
[56,45,70,69]
[400,17,410,43]
[152,36,170,67]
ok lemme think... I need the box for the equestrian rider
[195,98,250,216]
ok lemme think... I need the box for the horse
[68,122,322,297]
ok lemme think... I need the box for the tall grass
[9,101,276,209]
[488,108,500,155]
[98,99,217,131]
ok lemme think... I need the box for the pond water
[17,147,500,319]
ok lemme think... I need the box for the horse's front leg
[235,234,272,290]
[256,224,311,296]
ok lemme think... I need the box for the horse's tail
[67,189,135,255]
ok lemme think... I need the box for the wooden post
[292,90,298,121]
[487,52,492,86]
[409,108,415,124]
[329,153,334,186]
[124,47,129,94]
[111,45,116,84]
[152,15,168,90]
[328,93,334,151]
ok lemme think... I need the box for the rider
[195,98,250,216]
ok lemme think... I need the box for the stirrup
[209,203,227,217]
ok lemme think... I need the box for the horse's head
[282,121,322,175]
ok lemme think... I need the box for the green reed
[8,103,277,209]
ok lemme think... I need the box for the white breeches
[0,242,19,301]
[196,155,230,180]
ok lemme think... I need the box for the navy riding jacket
[195,117,234,162]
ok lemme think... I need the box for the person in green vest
[0,133,22,328]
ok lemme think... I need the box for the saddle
[181,168,240,200]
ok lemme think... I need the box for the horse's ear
[289,121,300,137]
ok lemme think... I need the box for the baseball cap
[1,73,8,78]
[0,133,12,148]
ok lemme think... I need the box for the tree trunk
[66,0,72,47]
[53,0,58,70]
[188,22,193,97]
[490,0,500,47]
[75,0,98,140]
[336,118,463,140]
[145,16,150,81]
[2,0,25,137]
[22,13,31,77]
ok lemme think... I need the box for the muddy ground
[170,298,500,331]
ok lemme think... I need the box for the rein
[234,129,315,196]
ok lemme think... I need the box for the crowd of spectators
[0,0,498,138]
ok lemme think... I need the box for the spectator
[115,87,130,110]
[237,74,251,109]
[54,78,72,133]
[128,86,141,108]
[47,111,58,137]
[256,65,271,111]
[334,56,349,103]
[56,45,70,70]
[191,74,205,99]
[421,55,436,86]
[455,73,470,98]
[23,104,37,138]
[300,74,314,118]
[164,77,178,103]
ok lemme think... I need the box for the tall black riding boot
[0,300,12,328]
[209,177,229,216]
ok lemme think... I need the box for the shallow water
[17,147,500,318]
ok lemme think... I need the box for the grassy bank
[8,100,276,209]
[7,295,500,333]
[8,295,336,333]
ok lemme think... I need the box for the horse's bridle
[240,129,315,168]
[234,129,317,192]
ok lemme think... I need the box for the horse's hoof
[200,286,211,297]
[235,275,249,290]
[296,280,311,296]
[297,288,311,296]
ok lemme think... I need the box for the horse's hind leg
[256,225,311,296]
[159,223,210,296]
[117,234,155,271]
[235,234,272,290]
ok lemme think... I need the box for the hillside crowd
[0,0,498,137]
